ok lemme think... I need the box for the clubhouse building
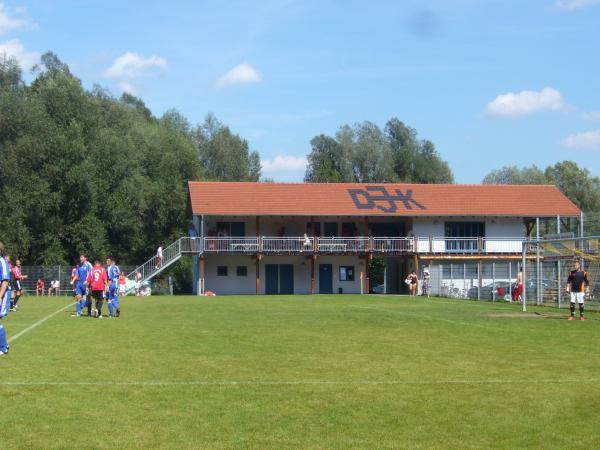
[187,182,581,297]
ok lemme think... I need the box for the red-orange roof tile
[188,182,581,217]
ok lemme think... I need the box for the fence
[522,236,600,311]
[423,260,520,301]
[14,265,136,296]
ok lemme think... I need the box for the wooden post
[413,254,419,294]
[255,255,261,295]
[365,255,371,294]
[310,255,316,294]
[199,256,205,295]
[311,217,317,252]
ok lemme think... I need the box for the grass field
[2,294,600,449]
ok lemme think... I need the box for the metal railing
[262,237,314,253]
[124,237,200,293]
[372,237,414,253]
[417,237,525,254]
[203,237,259,253]
[317,237,370,253]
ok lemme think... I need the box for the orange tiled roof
[188,182,581,217]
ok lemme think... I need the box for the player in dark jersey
[566,260,589,321]
[87,260,108,319]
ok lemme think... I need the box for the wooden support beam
[365,255,371,294]
[310,255,316,295]
[255,255,261,295]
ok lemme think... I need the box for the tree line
[0,52,260,268]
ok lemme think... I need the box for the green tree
[304,135,353,182]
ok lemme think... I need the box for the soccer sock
[570,303,576,317]
[10,299,14,309]
[86,299,92,316]
[0,323,7,352]
[76,299,82,314]
[13,294,20,306]
[107,300,114,317]
[579,304,584,317]
[97,300,103,316]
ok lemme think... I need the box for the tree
[305,118,453,184]
[194,114,261,181]
[482,165,547,185]
[482,162,600,214]
[304,135,353,182]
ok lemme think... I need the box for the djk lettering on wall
[348,186,426,213]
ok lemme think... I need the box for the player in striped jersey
[72,254,93,317]
[10,259,27,311]
[106,257,121,318]
[0,242,12,355]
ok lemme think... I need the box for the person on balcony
[302,233,311,252]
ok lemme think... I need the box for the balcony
[200,236,526,255]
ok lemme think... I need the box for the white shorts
[570,292,585,304]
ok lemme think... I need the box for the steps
[124,237,201,294]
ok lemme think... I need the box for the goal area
[522,236,600,311]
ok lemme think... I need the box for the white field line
[0,379,598,387]
[350,305,507,331]
[7,302,74,343]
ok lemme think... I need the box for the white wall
[202,254,363,295]
[413,217,524,238]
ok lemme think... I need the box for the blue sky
[1,0,600,182]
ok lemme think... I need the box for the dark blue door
[279,264,294,294]
[266,264,279,295]
[319,264,333,294]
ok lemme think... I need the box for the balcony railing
[203,237,259,253]
[199,236,526,255]
[262,237,314,253]
[317,237,370,253]
[372,237,414,253]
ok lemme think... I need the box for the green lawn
[1,294,600,449]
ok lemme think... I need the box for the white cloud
[0,38,39,70]
[582,111,600,121]
[216,62,262,88]
[555,0,600,10]
[0,3,29,34]
[485,87,564,117]
[104,52,168,79]
[262,155,307,173]
[562,130,600,150]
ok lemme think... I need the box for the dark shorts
[91,290,104,303]
[13,280,22,291]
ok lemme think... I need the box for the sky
[1,0,600,183]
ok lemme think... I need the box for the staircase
[125,237,201,294]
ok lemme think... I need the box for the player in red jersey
[86,260,108,319]
[10,259,27,311]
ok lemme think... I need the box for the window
[444,222,485,238]
[236,266,247,277]
[216,222,246,237]
[217,266,228,277]
[339,266,355,281]
[324,222,338,237]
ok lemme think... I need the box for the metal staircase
[125,237,201,294]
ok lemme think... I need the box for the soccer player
[0,242,12,355]
[567,260,589,321]
[87,259,108,319]
[69,266,78,303]
[72,254,92,317]
[10,259,27,311]
[106,257,121,317]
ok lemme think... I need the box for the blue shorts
[107,285,118,301]
[76,284,87,297]
[0,286,11,318]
